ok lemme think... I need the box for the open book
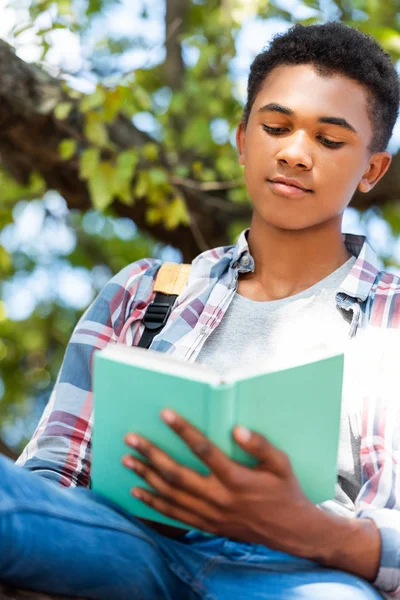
[92,344,344,529]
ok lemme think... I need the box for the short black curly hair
[243,22,400,153]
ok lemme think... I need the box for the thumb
[233,426,291,477]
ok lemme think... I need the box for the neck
[242,212,352,302]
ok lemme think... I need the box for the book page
[101,343,223,385]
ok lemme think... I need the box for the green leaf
[79,148,100,180]
[201,168,217,182]
[37,27,53,36]
[169,92,186,116]
[103,87,126,122]
[0,301,7,324]
[228,187,248,203]
[0,245,12,275]
[112,150,139,205]
[182,117,212,153]
[148,168,168,186]
[142,143,159,162]
[57,0,72,15]
[12,23,33,37]
[135,171,149,198]
[164,196,190,229]
[54,102,73,120]
[88,162,115,211]
[116,150,139,181]
[40,40,50,61]
[86,0,102,16]
[80,87,106,113]
[133,87,151,111]
[216,155,236,179]
[58,139,77,160]
[52,23,69,30]
[85,113,108,147]
[146,206,163,225]
[376,29,400,54]
[115,181,133,205]
[29,172,46,194]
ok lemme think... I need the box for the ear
[236,121,246,165]
[358,151,392,193]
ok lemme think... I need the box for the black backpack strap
[137,292,178,349]
[137,263,190,350]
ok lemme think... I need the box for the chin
[253,202,332,232]
[256,212,320,232]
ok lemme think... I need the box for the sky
[0,0,399,322]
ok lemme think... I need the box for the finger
[131,487,218,534]
[124,433,209,498]
[122,455,222,522]
[233,426,291,477]
[161,409,236,481]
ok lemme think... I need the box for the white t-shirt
[196,255,359,516]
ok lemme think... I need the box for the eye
[262,125,288,134]
[318,137,344,149]
[262,125,344,150]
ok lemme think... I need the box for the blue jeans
[0,456,383,599]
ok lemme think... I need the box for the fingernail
[162,409,175,424]
[132,488,142,499]
[236,426,252,442]
[122,456,135,469]
[127,434,139,447]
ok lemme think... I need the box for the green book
[92,345,344,529]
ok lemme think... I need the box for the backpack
[137,262,191,349]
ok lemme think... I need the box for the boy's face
[236,64,391,232]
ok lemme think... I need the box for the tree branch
[170,175,244,191]
[0,40,399,264]
[0,40,247,262]
[164,0,189,90]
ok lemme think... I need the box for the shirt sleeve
[355,395,400,597]
[16,258,160,488]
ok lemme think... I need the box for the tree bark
[165,0,189,91]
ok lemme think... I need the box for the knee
[106,541,179,600]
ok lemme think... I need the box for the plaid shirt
[17,229,400,597]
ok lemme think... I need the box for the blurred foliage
[1,0,400,454]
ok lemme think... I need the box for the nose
[275,131,313,170]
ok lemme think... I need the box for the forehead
[252,64,372,140]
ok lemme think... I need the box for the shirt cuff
[358,508,400,594]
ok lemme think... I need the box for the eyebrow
[257,103,357,134]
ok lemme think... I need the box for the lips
[269,177,311,192]
[268,177,312,197]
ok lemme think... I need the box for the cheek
[243,132,274,175]
[315,148,364,190]
[244,128,270,156]
[325,153,364,192]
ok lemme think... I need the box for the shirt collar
[339,233,379,302]
[230,229,379,302]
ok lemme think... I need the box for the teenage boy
[0,21,398,600]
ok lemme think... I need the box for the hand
[122,409,322,557]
